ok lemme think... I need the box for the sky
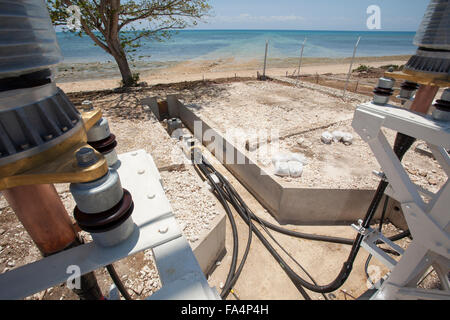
[194,0,429,31]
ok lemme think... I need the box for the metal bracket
[0,150,217,300]
[0,109,107,190]
[352,101,450,300]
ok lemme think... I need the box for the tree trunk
[111,48,134,87]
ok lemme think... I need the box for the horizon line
[56,28,417,33]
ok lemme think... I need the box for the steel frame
[352,102,450,300]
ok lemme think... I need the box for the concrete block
[175,97,399,226]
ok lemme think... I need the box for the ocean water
[56,30,416,64]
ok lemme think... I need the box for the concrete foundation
[191,211,226,275]
[166,95,402,226]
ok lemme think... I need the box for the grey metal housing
[70,169,124,214]
[0,0,63,79]
[0,83,82,166]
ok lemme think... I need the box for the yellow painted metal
[385,70,450,87]
[0,108,107,190]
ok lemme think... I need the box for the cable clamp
[208,173,221,186]
[351,219,371,236]
[372,170,388,182]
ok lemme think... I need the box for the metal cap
[441,88,450,102]
[377,77,395,89]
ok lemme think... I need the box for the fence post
[343,36,361,99]
[262,40,268,80]
[296,37,307,85]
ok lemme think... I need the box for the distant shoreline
[56,54,411,83]
[56,54,411,93]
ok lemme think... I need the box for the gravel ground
[0,78,445,299]
[0,91,222,300]
[252,120,446,192]
[160,167,221,243]
[183,80,445,194]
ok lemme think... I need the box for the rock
[342,133,353,145]
[7,260,15,267]
[332,131,344,143]
[274,161,290,177]
[288,161,303,178]
[0,229,5,235]
[321,131,333,144]
[418,169,427,177]
[427,176,438,185]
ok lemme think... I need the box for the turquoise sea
[56,30,416,63]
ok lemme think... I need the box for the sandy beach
[56,55,410,93]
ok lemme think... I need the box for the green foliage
[353,64,374,73]
[380,64,404,71]
[120,72,140,87]
[46,0,211,86]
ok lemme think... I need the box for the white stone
[288,161,303,178]
[274,161,290,177]
[321,131,333,144]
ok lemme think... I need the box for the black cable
[198,163,240,297]
[106,264,132,300]
[200,155,411,246]
[198,158,312,300]
[217,176,253,299]
[209,163,313,299]
[195,160,251,299]
[198,132,416,294]
[249,212,410,246]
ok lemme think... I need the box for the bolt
[147,194,156,199]
[158,226,169,234]
[76,147,98,167]
[132,152,138,156]
[138,169,145,175]
[81,100,94,111]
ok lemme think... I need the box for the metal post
[296,37,307,84]
[262,40,268,80]
[343,36,361,98]
[3,184,104,299]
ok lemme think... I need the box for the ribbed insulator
[0,83,82,166]
[414,0,450,51]
[0,0,63,79]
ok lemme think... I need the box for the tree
[47,0,211,87]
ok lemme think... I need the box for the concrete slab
[170,97,393,225]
